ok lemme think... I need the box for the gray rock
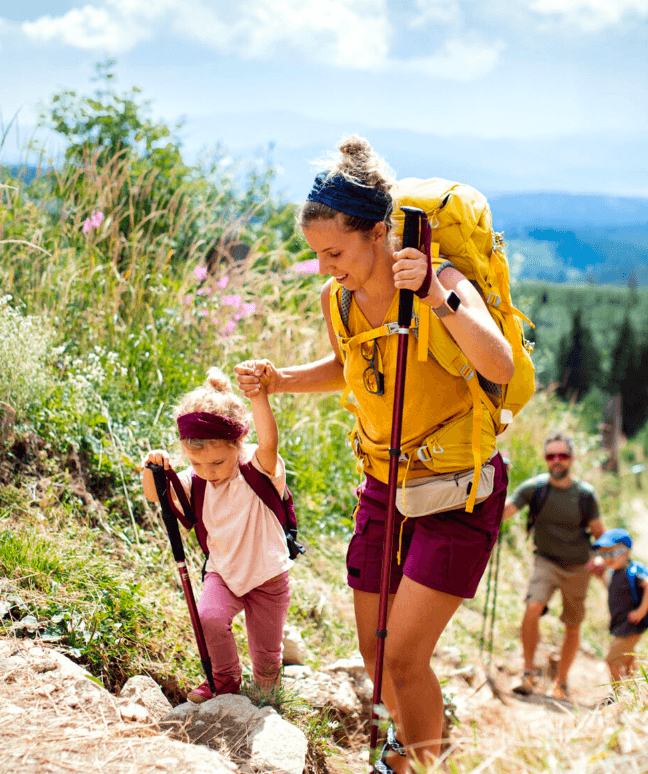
[161,693,308,774]
[119,675,172,722]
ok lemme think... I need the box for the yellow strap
[397,454,415,565]
[418,301,430,362]
[512,305,534,327]
[464,374,483,513]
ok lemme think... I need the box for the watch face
[447,291,461,312]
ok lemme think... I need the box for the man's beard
[550,467,568,481]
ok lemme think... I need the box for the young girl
[142,364,292,703]
[236,135,512,770]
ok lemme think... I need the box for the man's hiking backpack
[626,560,648,629]
[526,473,596,535]
[330,177,535,512]
[163,462,305,563]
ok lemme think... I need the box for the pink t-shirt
[177,444,292,597]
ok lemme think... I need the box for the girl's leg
[199,572,245,680]
[383,576,463,767]
[244,571,291,688]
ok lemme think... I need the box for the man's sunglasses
[361,339,385,396]
[545,453,571,462]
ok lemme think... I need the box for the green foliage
[554,309,599,400]
[0,295,58,417]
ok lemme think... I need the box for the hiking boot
[512,668,540,695]
[187,674,241,704]
[552,682,570,700]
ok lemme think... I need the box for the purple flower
[216,276,230,289]
[194,266,208,281]
[292,258,319,274]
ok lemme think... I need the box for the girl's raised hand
[143,449,171,469]
[234,359,278,398]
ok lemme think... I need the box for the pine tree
[607,317,647,436]
[555,310,598,400]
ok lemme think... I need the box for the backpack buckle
[384,322,400,335]
[487,293,501,307]
[460,364,474,380]
[417,443,444,462]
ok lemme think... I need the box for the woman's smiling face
[302,217,384,292]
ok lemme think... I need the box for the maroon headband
[177,412,249,441]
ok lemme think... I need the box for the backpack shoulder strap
[239,461,305,559]
[627,561,641,606]
[576,481,596,529]
[188,472,209,556]
[239,460,287,529]
[527,476,551,533]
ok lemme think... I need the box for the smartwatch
[432,291,461,319]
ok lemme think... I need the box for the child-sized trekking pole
[369,206,429,765]
[146,462,216,696]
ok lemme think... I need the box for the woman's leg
[354,590,408,773]
[199,572,245,680]
[383,576,463,767]
[244,571,291,689]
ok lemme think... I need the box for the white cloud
[21,3,157,53]
[529,0,648,32]
[17,0,500,80]
[399,34,506,81]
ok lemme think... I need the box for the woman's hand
[235,359,280,398]
[392,247,435,299]
[142,449,170,469]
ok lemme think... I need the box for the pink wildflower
[292,258,319,274]
[82,218,92,234]
[223,319,237,334]
[216,276,230,289]
[90,210,104,228]
[194,266,208,281]
[222,294,242,308]
[196,288,210,296]
[242,302,256,315]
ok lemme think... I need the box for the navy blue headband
[306,171,393,222]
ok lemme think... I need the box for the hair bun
[338,135,371,160]
[205,367,232,393]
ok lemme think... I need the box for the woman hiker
[235,135,513,771]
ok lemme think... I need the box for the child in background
[142,364,292,702]
[593,528,648,685]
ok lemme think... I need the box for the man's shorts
[525,554,591,626]
[345,453,508,599]
[607,634,643,667]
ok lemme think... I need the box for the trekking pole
[146,463,216,696]
[369,206,428,764]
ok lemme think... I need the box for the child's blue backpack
[163,462,305,562]
[626,560,648,629]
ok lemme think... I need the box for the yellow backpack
[332,177,535,512]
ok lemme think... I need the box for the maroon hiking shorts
[346,453,508,599]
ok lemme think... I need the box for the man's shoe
[552,682,570,701]
[512,668,540,695]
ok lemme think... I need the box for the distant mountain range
[3,163,647,286]
[488,193,648,285]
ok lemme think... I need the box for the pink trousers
[198,570,291,687]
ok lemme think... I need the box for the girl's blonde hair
[296,134,396,236]
[174,367,250,451]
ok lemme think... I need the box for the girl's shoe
[187,674,241,704]
[374,724,406,774]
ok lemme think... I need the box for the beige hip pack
[396,454,497,517]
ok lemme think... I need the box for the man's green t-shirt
[512,474,599,566]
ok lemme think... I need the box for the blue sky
[1,0,647,200]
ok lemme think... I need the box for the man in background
[503,432,605,700]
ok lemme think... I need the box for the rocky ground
[0,629,622,774]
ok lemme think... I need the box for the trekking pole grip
[146,463,186,563]
[399,206,428,328]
